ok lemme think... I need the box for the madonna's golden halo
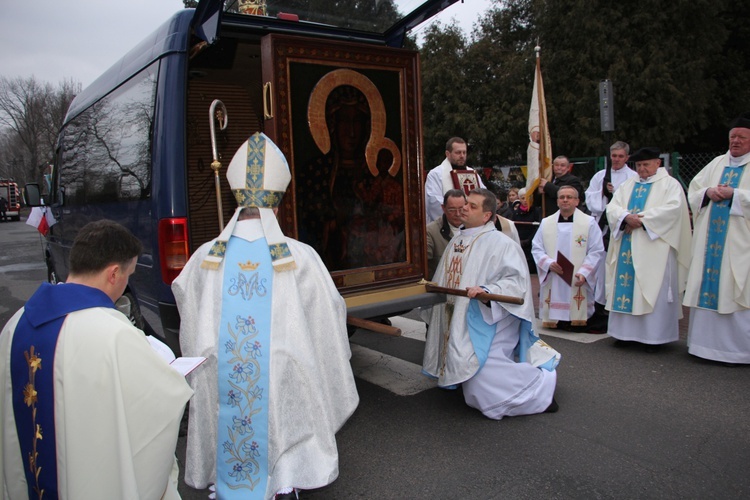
[307,68,401,177]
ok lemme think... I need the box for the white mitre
[201,132,296,271]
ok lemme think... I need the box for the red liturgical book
[450,170,481,196]
[556,251,575,285]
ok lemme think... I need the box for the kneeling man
[423,188,559,420]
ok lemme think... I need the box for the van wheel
[122,292,146,330]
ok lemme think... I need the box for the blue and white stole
[216,236,272,498]
[10,283,115,499]
[612,182,653,313]
[698,163,746,309]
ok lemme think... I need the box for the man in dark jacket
[425,189,466,279]
[537,156,585,217]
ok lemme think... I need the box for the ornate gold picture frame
[261,34,425,293]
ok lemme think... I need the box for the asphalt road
[1,219,749,499]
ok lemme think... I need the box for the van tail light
[158,218,189,284]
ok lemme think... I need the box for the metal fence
[671,151,722,190]
[571,152,722,191]
[486,151,722,193]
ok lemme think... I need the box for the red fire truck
[0,179,21,221]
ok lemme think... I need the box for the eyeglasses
[445,208,463,214]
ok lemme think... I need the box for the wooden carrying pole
[424,282,524,305]
[346,316,402,336]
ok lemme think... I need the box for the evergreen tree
[419,0,750,164]
[420,22,472,169]
[464,0,535,165]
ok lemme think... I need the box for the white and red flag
[26,207,56,236]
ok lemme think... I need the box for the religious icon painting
[260,34,426,293]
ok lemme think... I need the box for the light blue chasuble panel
[698,164,746,309]
[612,182,652,314]
[217,237,272,498]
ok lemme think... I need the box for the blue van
[36,0,455,353]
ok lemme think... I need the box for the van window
[58,64,158,205]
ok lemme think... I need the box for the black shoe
[544,397,559,413]
[594,302,609,316]
[557,321,572,332]
[644,344,662,353]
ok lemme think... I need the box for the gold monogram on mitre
[239,260,260,271]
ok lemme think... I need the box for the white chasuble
[605,168,692,316]
[173,219,358,497]
[685,150,750,363]
[0,292,192,499]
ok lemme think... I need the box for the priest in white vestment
[605,148,692,347]
[425,137,486,223]
[0,220,193,499]
[532,186,605,331]
[172,133,358,499]
[684,116,750,364]
[585,141,638,306]
[423,188,559,420]
[585,141,639,230]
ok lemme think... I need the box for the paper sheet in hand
[147,335,206,377]
[556,251,575,285]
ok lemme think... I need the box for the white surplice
[586,166,639,304]
[172,219,358,497]
[585,166,639,224]
[0,306,193,499]
[424,158,486,223]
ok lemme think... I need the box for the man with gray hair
[585,141,638,312]
[684,114,750,364]
[425,189,466,279]
[585,141,638,233]
[605,147,692,350]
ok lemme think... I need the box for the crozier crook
[209,99,228,230]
